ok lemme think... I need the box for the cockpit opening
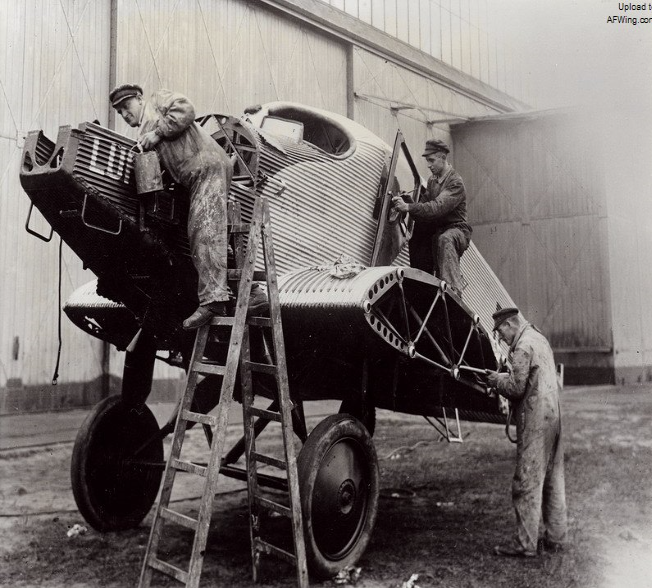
[257,104,355,157]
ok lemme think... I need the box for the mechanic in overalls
[109,84,267,329]
[486,307,567,557]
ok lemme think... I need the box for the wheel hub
[338,479,357,515]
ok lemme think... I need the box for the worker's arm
[486,344,531,401]
[139,90,197,149]
[405,177,465,220]
[152,89,196,139]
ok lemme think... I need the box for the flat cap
[422,138,450,157]
[492,307,519,330]
[109,83,143,108]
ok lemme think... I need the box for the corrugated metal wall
[4,0,526,411]
[451,111,613,381]
[112,0,349,137]
[606,135,652,383]
[1,1,112,396]
[318,0,529,103]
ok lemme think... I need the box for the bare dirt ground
[1,385,651,588]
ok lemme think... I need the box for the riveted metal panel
[261,139,386,271]
[277,264,506,420]
[216,103,393,272]
[460,243,515,338]
[279,266,397,309]
[21,99,518,397]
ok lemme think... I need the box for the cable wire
[51,238,63,385]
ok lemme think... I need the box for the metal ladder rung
[248,406,282,422]
[247,316,273,328]
[160,507,199,531]
[256,495,291,517]
[172,458,208,477]
[193,362,226,377]
[147,556,189,584]
[244,360,278,375]
[254,539,296,564]
[251,451,287,470]
[181,409,218,427]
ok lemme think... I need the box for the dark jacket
[408,166,471,236]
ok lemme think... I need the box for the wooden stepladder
[138,196,308,588]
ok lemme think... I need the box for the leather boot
[493,544,537,558]
[538,538,564,553]
[247,284,269,317]
[183,301,227,330]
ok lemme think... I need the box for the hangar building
[1,0,646,413]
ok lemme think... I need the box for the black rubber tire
[338,397,376,437]
[70,395,164,532]
[297,414,379,579]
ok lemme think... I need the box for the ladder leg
[261,202,309,588]
[185,210,261,584]
[241,326,262,582]
[186,385,236,588]
[138,196,308,588]
[138,325,211,588]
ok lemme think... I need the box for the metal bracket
[81,192,122,235]
[424,407,463,443]
[212,114,257,185]
[25,202,54,242]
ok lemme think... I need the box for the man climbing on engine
[109,84,267,328]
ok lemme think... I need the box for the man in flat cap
[392,138,471,297]
[485,307,567,557]
[110,84,266,328]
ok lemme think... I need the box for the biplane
[19,102,514,578]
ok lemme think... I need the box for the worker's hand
[139,131,162,150]
[392,195,409,214]
[484,369,502,387]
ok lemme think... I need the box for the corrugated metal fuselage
[19,104,506,422]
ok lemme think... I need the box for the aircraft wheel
[71,395,163,532]
[297,414,379,579]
